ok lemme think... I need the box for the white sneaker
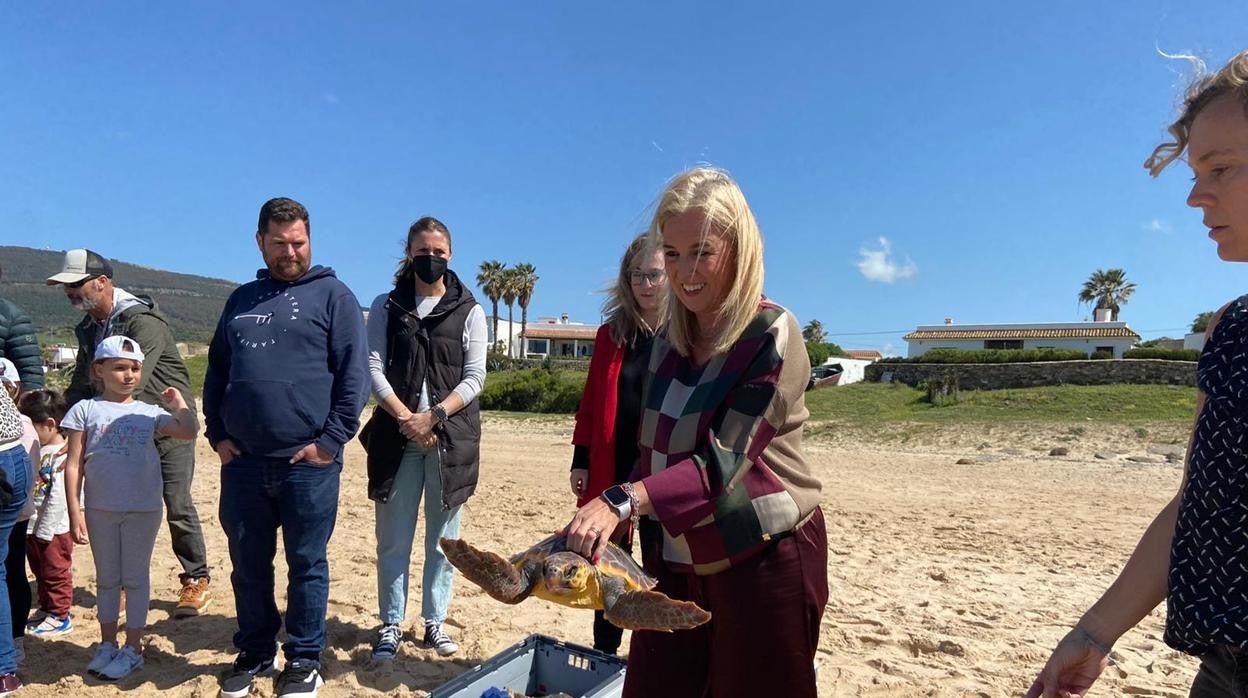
[97,644,143,680]
[87,641,120,675]
[423,621,458,657]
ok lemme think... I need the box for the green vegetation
[802,382,1196,424]
[1122,347,1201,361]
[185,355,209,395]
[805,341,845,367]
[881,348,1089,364]
[479,368,587,413]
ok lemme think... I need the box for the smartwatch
[431,403,449,425]
[600,485,632,521]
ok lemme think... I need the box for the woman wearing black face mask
[360,216,488,661]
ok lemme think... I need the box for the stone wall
[864,359,1196,390]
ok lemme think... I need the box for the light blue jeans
[375,444,462,625]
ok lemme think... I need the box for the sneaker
[371,624,401,663]
[28,614,72,637]
[24,609,48,629]
[86,642,120,675]
[423,621,458,657]
[219,654,278,698]
[175,578,212,618]
[275,660,323,698]
[0,672,21,695]
[96,644,143,680]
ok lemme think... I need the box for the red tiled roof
[524,325,599,340]
[904,327,1140,341]
[843,350,882,360]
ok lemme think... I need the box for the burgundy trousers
[26,532,74,618]
[623,507,829,698]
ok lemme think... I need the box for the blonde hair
[1146,49,1248,176]
[647,167,764,357]
[603,234,658,347]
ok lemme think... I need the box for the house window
[1095,346,1114,356]
[526,339,549,356]
[984,340,1023,350]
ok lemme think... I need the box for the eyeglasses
[65,276,99,289]
[629,270,666,286]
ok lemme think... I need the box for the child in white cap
[0,359,38,667]
[60,336,198,681]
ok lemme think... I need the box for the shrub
[1123,347,1201,361]
[897,348,1089,364]
[479,368,587,413]
[1090,350,1114,360]
[806,341,844,367]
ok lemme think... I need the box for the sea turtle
[440,534,711,632]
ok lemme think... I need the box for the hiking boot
[175,578,212,618]
[28,614,72,637]
[423,621,458,657]
[275,659,323,697]
[219,653,277,698]
[0,672,22,695]
[371,624,401,663]
[96,644,143,681]
[86,642,120,675]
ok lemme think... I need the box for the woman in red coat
[569,233,666,654]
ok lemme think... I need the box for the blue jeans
[375,444,462,625]
[220,454,340,665]
[0,447,29,674]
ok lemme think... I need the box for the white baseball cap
[95,336,145,363]
[0,359,17,387]
[46,249,114,286]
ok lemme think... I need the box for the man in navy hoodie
[203,197,369,698]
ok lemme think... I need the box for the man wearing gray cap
[46,249,212,616]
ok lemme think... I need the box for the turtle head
[543,552,592,596]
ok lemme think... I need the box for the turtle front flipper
[602,589,712,631]
[441,537,539,604]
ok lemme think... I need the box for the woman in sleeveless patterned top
[1028,49,1248,698]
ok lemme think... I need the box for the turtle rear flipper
[441,537,538,604]
[603,590,712,631]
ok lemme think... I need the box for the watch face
[602,487,629,508]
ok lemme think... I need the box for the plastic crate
[430,634,627,698]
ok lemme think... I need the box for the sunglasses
[65,275,99,289]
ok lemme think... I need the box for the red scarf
[572,324,626,507]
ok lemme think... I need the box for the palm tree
[476,260,507,352]
[500,269,520,358]
[513,262,539,359]
[802,319,827,344]
[1078,268,1136,321]
[1192,311,1214,333]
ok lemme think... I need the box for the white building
[820,353,879,386]
[487,312,598,358]
[1183,331,1206,352]
[904,318,1140,359]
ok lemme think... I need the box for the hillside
[0,246,238,344]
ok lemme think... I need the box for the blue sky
[3,2,1247,354]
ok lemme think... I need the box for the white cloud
[1144,218,1172,234]
[857,237,917,284]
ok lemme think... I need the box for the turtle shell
[510,533,657,592]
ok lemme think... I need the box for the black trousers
[592,536,634,654]
[5,520,28,638]
[1192,646,1248,698]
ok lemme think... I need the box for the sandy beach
[12,415,1198,697]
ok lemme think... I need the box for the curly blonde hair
[1146,49,1248,176]
[647,167,765,358]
